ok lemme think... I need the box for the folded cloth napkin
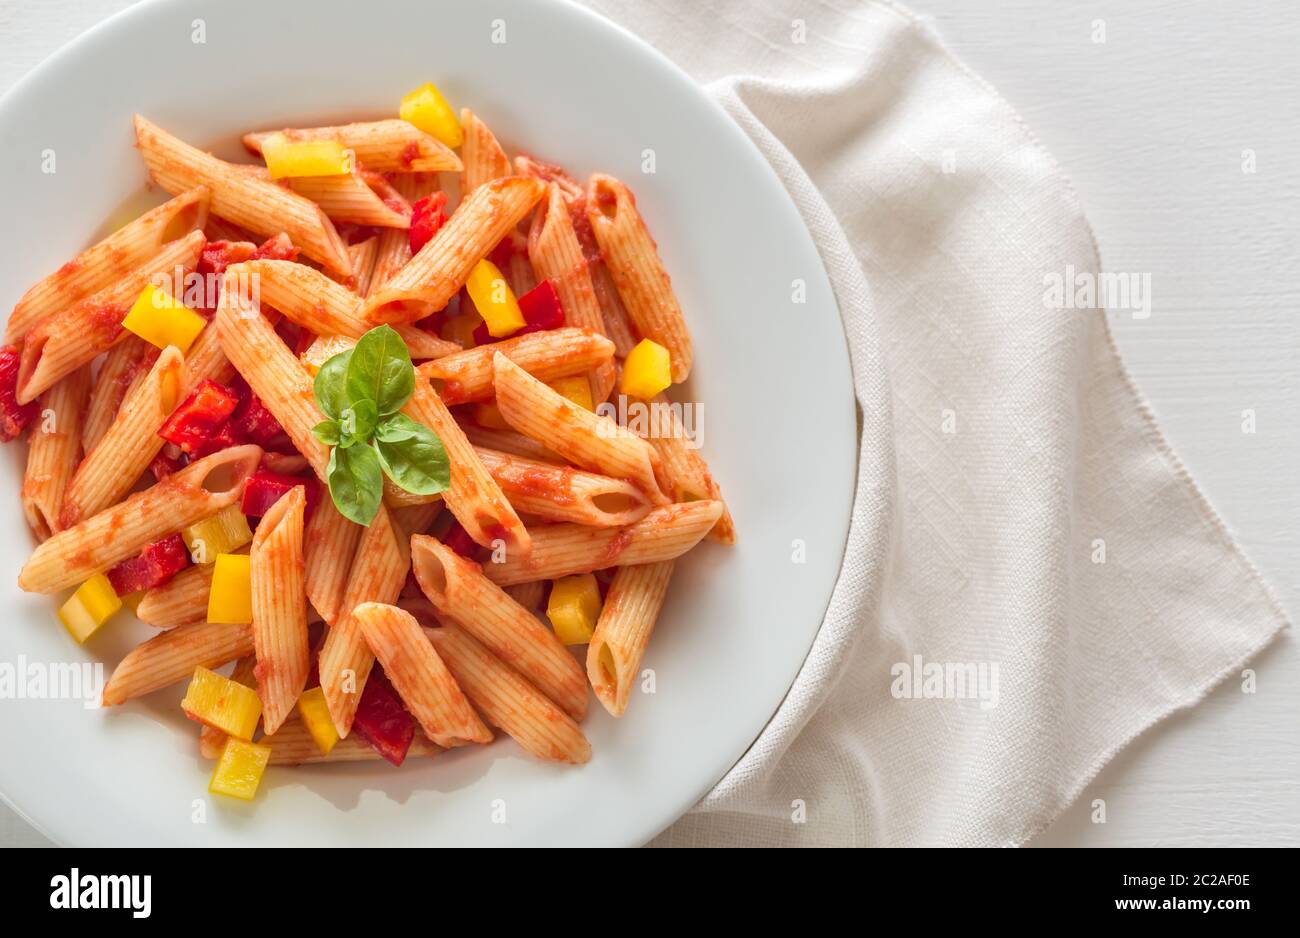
[575,0,1291,847]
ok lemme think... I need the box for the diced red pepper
[149,447,187,481]
[240,467,319,518]
[0,345,38,442]
[106,534,189,596]
[488,235,516,271]
[518,279,566,330]
[441,521,485,561]
[158,379,240,456]
[352,667,415,766]
[274,318,316,357]
[408,192,448,255]
[231,384,294,452]
[191,421,247,458]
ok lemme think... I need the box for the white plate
[0,0,855,847]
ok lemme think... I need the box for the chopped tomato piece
[197,241,256,279]
[352,667,415,766]
[241,468,319,518]
[106,534,189,596]
[0,345,38,442]
[158,379,240,456]
[408,192,448,255]
[518,279,565,330]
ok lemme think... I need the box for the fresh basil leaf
[375,424,450,496]
[346,325,414,417]
[311,419,342,446]
[340,398,378,446]
[327,441,383,525]
[313,349,353,420]
[373,413,424,444]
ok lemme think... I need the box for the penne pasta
[459,423,564,465]
[492,353,667,502]
[101,621,254,706]
[459,109,511,194]
[81,337,154,453]
[504,580,546,612]
[21,366,91,540]
[355,602,491,747]
[586,174,692,381]
[250,485,309,734]
[16,231,205,404]
[514,154,583,201]
[569,193,638,356]
[135,115,351,277]
[243,120,462,174]
[362,176,546,324]
[646,393,735,544]
[586,561,674,717]
[475,446,653,527]
[410,535,587,720]
[426,625,590,764]
[417,326,615,405]
[480,501,722,587]
[5,188,209,344]
[257,714,440,765]
[347,237,379,299]
[18,444,261,594]
[392,502,442,538]
[137,563,213,629]
[284,168,411,229]
[368,174,437,295]
[303,498,363,626]
[60,346,186,527]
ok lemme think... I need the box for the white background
[1,0,1295,847]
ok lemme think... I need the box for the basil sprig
[311,325,449,525]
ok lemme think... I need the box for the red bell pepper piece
[106,534,189,596]
[0,345,38,442]
[408,192,448,255]
[231,385,295,452]
[241,467,319,517]
[441,520,485,561]
[518,279,565,330]
[352,667,415,766]
[149,448,187,481]
[158,379,240,456]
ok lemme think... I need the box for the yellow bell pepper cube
[183,505,253,563]
[209,737,272,801]
[207,553,252,624]
[121,284,206,354]
[619,339,673,400]
[465,260,525,338]
[260,133,353,179]
[548,375,595,412]
[400,82,464,149]
[57,574,123,643]
[296,687,339,756]
[182,666,262,740]
[472,402,511,430]
[547,574,603,645]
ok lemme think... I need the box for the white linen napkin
[574,0,1290,847]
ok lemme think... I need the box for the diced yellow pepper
[400,82,464,149]
[548,375,595,412]
[547,574,603,645]
[209,737,272,801]
[207,553,252,624]
[619,339,673,400]
[183,505,253,563]
[465,260,525,338]
[472,402,511,430]
[296,687,338,756]
[441,308,483,349]
[182,666,262,740]
[260,134,353,179]
[57,574,123,643]
[300,334,356,375]
[121,284,206,354]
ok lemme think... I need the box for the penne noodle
[203,215,258,243]
[101,621,254,706]
[504,230,538,296]
[586,174,692,380]
[569,192,638,356]
[137,563,213,629]
[481,501,722,587]
[21,366,92,540]
[134,115,351,277]
[392,502,442,538]
[18,445,262,594]
[303,498,363,626]
[646,393,735,544]
[355,602,492,747]
[284,168,411,229]
[243,120,462,174]
[5,188,209,344]
[514,154,583,201]
[475,446,653,527]
[459,423,564,464]
[417,326,615,405]
[16,231,205,404]
[492,353,667,502]
[368,174,436,294]
[504,580,546,612]
[250,485,309,734]
[404,379,530,555]
[586,561,674,717]
[347,237,379,299]
[60,346,186,527]
[257,714,440,765]
[362,176,546,324]
[198,655,257,758]
[260,452,309,476]
[410,536,587,720]
[318,504,408,737]
[179,319,236,392]
[460,109,511,194]
[426,625,590,764]
[82,337,154,453]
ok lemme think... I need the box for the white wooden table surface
[1,0,1295,848]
